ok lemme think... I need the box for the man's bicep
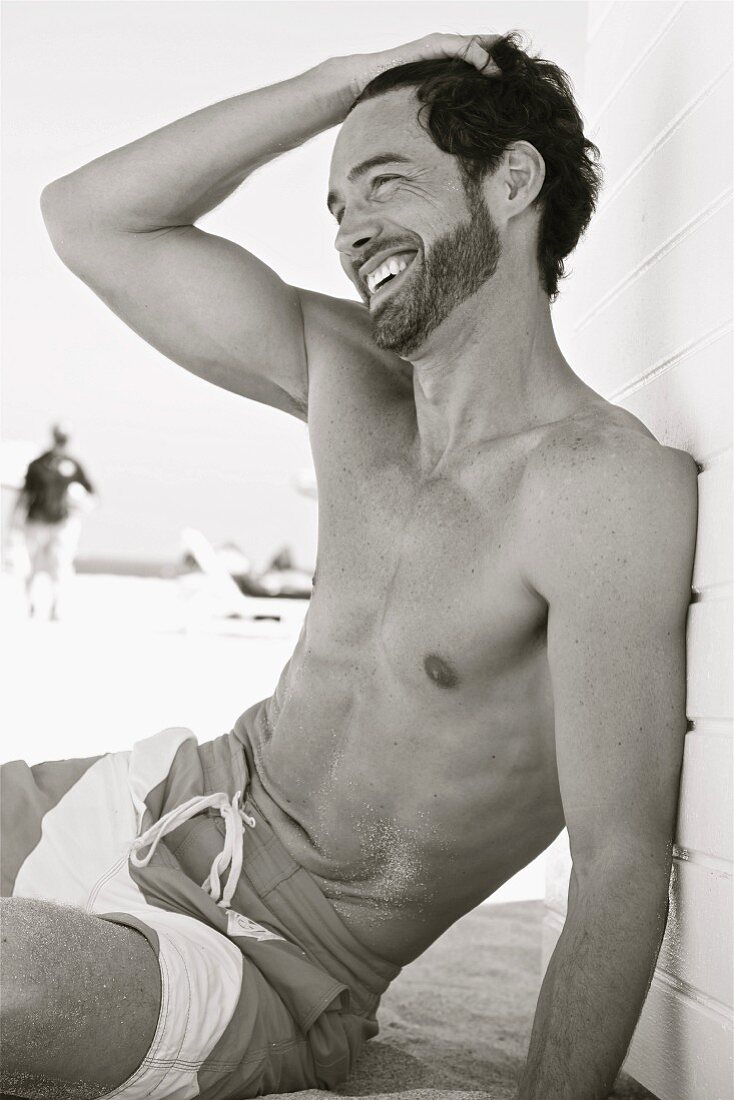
[55,224,314,419]
[531,440,698,867]
[547,589,688,867]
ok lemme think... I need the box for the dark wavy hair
[351,33,602,298]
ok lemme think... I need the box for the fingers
[428,32,501,76]
[355,32,503,98]
[463,36,501,76]
[476,34,503,51]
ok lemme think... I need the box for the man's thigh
[48,518,82,580]
[23,522,53,576]
[0,896,161,1099]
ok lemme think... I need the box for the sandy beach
[1,571,306,761]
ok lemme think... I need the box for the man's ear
[503,141,545,215]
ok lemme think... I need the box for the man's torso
[24,451,88,524]
[234,301,663,966]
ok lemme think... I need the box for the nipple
[423,654,459,689]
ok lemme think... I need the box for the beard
[370,187,502,359]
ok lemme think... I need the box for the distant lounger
[180,527,282,623]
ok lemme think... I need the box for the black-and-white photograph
[1,3,732,1099]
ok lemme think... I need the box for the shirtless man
[1,31,698,1100]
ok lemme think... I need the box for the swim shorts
[1,724,400,1098]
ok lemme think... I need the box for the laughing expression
[328,89,502,357]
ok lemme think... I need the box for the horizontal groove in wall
[626,975,734,1099]
[701,449,733,472]
[570,207,732,400]
[546,872,734,1010]
[677,731,734,863]
[574,189,732,334]
[543,846,734,884]
[691,580,734,602]
[544,847,734,888]
[689,716,734,734]
[687,711,734,724]
[584,1,691,117]
[545,857,734,894]
[567,77,732,321]
[648,965,734,1022]
[673,847,733,875]
[697,443,734,469]
[587,1,616,46]
[610,321,733,403]
[597,62,732,217]
[591,3,733,211]
[618,344,732,463]
[588,1,685,129]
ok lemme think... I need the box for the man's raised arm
[40,34,497,419]
[517,427,698,1099]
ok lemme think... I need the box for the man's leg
[0,897,161,1100]
[48,520,80,622]
[22,531,41,618]
[24,568,37,617]
[48,576,62,622]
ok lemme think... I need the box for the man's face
[328,89,502,358]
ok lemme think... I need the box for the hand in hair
[345,33,501,99]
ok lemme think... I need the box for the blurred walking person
[12,422,95,619]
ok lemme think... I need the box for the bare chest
[307,398,544,692]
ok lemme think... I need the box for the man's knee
[0,897,161,1099]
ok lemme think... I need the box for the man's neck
[408,277,593,473]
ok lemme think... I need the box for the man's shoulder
[518,404,698,595]
[24,453,51,480]
[27,451,53,469]
[526,403,696,510]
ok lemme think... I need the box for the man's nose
[334,209,381,262]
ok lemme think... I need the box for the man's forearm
[41,57,357,234]
[41,33,499,244]
[517,865,670,1100]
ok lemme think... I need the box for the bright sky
[2,1,588,569]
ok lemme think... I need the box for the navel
[423,654,459,689]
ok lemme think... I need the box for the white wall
[544,4,733,1098]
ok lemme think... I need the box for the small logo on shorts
[226,909,284,943]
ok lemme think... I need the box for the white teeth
[366,255,412,294]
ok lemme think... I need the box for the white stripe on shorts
[99,905,244,1100]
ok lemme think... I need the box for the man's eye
[372,175,401,192]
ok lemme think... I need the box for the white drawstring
[130,790,256,908]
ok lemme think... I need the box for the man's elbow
[41,177,77,262]
[40,174,100,271]
[571,843,673,906]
